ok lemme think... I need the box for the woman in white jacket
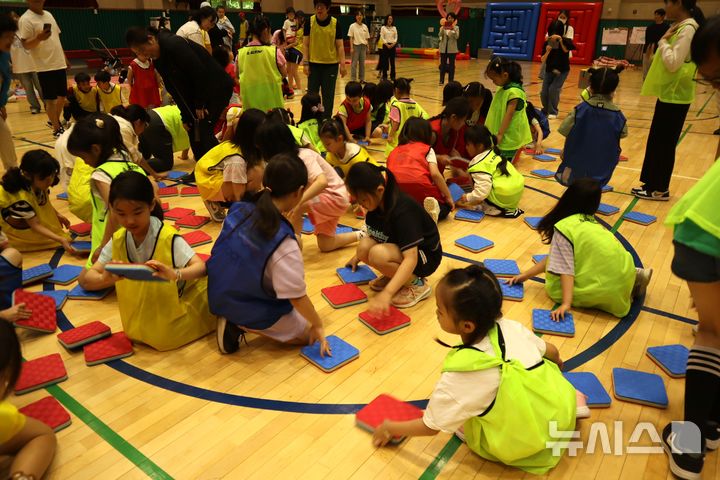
[439,13,459,85]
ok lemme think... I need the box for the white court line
[616,165,701,181]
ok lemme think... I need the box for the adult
[9,11,41,114]
[0,13,18,169]
[379,15,398,81]
[643,8,671,80]
[661,15,720,480]
[438,13,459,85]
[303,0,346,120]
[635,0,704,201]
[348,10,369,83]
[125,26,233,182]
[238,15,286,112]
[176,5,217,54]
[215,4,235,49]
[18,0,68,137]
[557,9,575,56]
[237,12,250,48]
[139,105,191,173]
[540,20,575,119]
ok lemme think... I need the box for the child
[442,81,463,106]
[238,15,286,112]
[556,67,627,187]
[256,117,357,253]
[284,7,304,92]
[298,93,326,154]
[0,150,74,253]
[268,107,315,150]
[458,125,525,218]
[337,81,372,142]
[0,321,57,480]
[207,154,330,356]
[110,104,165,181]
[67,114,148,267]
[196,108,266,221]
[526,101,550,155]
[463,81,493,126]
[79,171,215,351]
[429,97,471,172]
[368,80,394,134]
[384,78,429,156]
[95,70,123,113]
[484,57,532,162]
[508,178,652,319]
[63,72,98,123]
[372,265,578,475]
[345,163,441,310]
[213,46,240,105]
[0,230,28,320]
[320,118,375,178]
[387,117,454,223]
[127,51,162,109]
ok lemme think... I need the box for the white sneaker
[203,200,226,223]
[423,197,440,224]
[632,268,653,298]
[548,114,558,119]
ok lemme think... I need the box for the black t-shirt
[644,22,671,52]
[544,38,574,73]
[365,191,441,254]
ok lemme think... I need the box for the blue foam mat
[455,235,494,253]
[597,203,620,216]
[22,264,53,284]
[532,254,547,264]
[448,183,465,203]
[37,290,69,310]
[301,335,359,372]
[302,217,315,234]
[532,309,575,336]
[533,154,555,162]
[612,368,668,407]
[500,281,524,300]
[47,265,82,284]
[563,372,612,407]
[531,169,555,178]
[623,211,657,225]
[455,209,485,222]
[483,259,520,276]
[524,217,542,230]
[646,344,689,377]
[336,265,377,284]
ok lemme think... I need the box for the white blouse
[380,25,398,45]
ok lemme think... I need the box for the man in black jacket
[126,26,233,180]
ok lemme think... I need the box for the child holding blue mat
[80,171,215,351]
[508,179,652,319]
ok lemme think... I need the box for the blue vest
[557,101,626,187]
[0,255,21,310]
[207,201,295,330]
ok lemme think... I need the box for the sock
[685,345,720,442]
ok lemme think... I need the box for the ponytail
[464,125,507,173]
[67,113,127,165]
[253,153,308,239]
[682,0,705,26]
[2,150,60,194]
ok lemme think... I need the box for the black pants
[308,63,339,120]
[640,100,691,192]
[440,53,456,83]
[381,45,396,80]
[139,110,175,172]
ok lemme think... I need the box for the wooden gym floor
[2,57,718,479]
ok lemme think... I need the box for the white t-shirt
[282,19,297,42]
[98,216,196,267]
[176,20,207,48]
[423,319,547,433]
[380,26,398,45]
[348,23,370,46]
[18,9,66,72]
[10,34,36,74]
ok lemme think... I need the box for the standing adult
[540,20,574,119]
[557,9,575,57]
[438,13,459,85]
[643,9,671,80]
[661,16,720,480]
[215,5,235,49]
[635,0,704,201]
[379,15,398,81]
[303,0,346,120]
[9,12,41,114]
[237,12,250,48]
[125,26,233,182]
[238,15,286,112]
[348,10,369,83]
[176,5,217,54]
[18,0,68,137]
[0,13,18,169]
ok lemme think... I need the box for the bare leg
[366,242,405,279]
[316,232,359,253]
[0,417,57,479]
[45,98,64,130]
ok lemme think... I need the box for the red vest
[430,118,469,160]
[342,97,371,131]
[387,142,444,204]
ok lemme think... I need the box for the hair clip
[95,118,105,128]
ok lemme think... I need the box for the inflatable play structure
[482,2,602,64]
[395,47,470,60]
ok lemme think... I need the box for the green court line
[12,136,54,149]
[677,124,693,145]
[45,384,173,479]
[418,436,463,480]
[697,91,716,117]
[611,197,639,233]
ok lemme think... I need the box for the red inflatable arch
[437,0,462,18]
[532,2,602,65]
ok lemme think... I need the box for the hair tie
[95,118,105,128]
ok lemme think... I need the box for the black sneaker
[714,128,720,136]
[52,127,65,138]
[501,208,524,219]
[631,185,645,194]
[216,317,243,354]
[178,172,196,185]
[662,423,704,480]
[706,422,720,451]
[634,188,669,201]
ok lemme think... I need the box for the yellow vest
[153,105,190,153]
[309,15,338,64]
[641,23,698,104]
[0,187,69,252]
[195,141,244,200]
[326,145,375,177]
[98,84,122,113]
[237,45,284,112]
[295,27,304,53]
[73,85,98,113]
[68,157,95,223]
[112,223,215,351]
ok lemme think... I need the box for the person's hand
[546,45,553,53]
[368,290,392,317]
[304,64,310,76]
[56,213,71,229]
[662,25,678,41]
[145,259,178,281]
[37,29,51,41]
[152,172,167,182]
[345,256,360,272]
[61,239,78,257]
[195,108,207,121]
[0,303,32,322]
[551,303,571,321]
[505,275,525,286]
[372,420,393,447]
[0,106,6,120]
[339,63,347,78]
[455,194,469,209]
[308,325,331,358]
[445,198,455,211]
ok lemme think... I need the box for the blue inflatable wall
[481,3,541,60]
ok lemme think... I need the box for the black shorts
[37,69,68,100]
[414,242,443,278]
[672,241,720,283]
[285,47,303,64]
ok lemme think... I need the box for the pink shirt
[298,148,349,203]
[248,39,287,69]
[263,237,306,299]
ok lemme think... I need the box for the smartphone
[43,23,51,33]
